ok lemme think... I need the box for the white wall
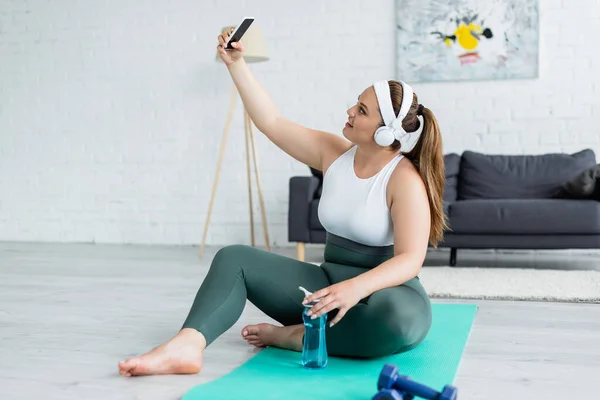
[1,0,599,246]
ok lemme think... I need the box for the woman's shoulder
[393,156,420,178]
[387,157,427,199]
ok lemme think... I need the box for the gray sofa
[288,149,600,265]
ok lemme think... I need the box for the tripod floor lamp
[199,23,271,257]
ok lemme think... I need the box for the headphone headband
[372,80,424,148]
[373,80,414,138]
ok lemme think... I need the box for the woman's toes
[118,358,138,375]
[242,324,261,337]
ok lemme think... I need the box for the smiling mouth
[346,121,353,127]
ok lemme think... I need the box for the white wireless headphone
[372,80,423,147]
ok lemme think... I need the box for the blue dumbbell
[372,388,405,400]
[372,364,458,400]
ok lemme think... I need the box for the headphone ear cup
[374,127,395,147]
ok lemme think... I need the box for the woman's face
[342,86,383,145]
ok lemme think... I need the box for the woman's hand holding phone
[217,27,245,66]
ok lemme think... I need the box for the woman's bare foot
[241,323,304,352]
[118,328,206,377]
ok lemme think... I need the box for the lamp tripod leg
[199,85,237,257]
[247,114,270,252]
[244,111,255,247]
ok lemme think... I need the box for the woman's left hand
[302,279,367,327]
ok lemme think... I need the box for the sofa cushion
[560,163,600,201]
[458,149,596,200]
[444,153,461,202]
[449,199,600,234]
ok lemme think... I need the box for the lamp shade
[215,23,269,63]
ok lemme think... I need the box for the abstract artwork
[396,0,539,83]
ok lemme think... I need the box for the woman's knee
[388,305,431,349]
[214,244,252,258]
[211,244,255,270]
[371,290,432,353]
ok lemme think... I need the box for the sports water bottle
[299,287,328,369]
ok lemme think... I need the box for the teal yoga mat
[182,303,477,400]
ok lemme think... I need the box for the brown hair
[384,80,448,247]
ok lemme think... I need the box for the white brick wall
[1,0,599,246]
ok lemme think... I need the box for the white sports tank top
[318,145,404,246]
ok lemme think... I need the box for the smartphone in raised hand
[224,17,254,50]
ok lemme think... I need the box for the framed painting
[396,0,539,83]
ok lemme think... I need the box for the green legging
[182,233,432,358]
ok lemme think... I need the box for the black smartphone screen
[225,19,254,49]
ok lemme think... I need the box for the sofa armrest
[288,176,321,242]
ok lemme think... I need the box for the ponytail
[402,107,448,247]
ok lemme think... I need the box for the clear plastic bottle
[301,301,328,369]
